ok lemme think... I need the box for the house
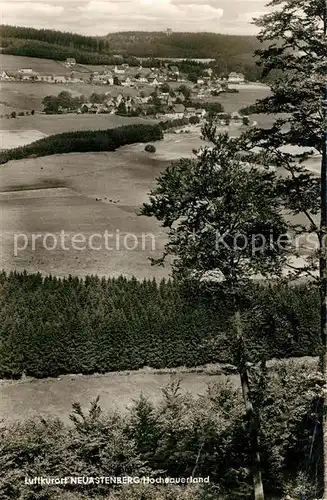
[228,72,245,84]
[148,76,159,86]
[184,107,197,118]
[68,76,83,84]
[54,75,67,83]
[114,65,125,75]
[170,66,179,75]
[197,78,204,85]
[105,98,115,107]
[65,58,76,67]
[21,73,38,81]
[120,76,132,87]
[98,103,115,114]
[18,68,33,74]
[175,92,186,103]
[115,93,123,105]
[95,72,114,85]
[172,104,185,118]
[139,96,151,104]
[39,75,55,83]
[231,111,243,121]
[138,76,149,83]
[204,68,213,77]
[195,108,206,118]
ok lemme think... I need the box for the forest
[0,25,262,79]
[1,25,109,53]
[0,123,163,164]
[0,272,320,379]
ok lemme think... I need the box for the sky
[2,0,269,36]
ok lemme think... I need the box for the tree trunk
[320,57,327,495]
[234,310,265,500]
[321,149,327,499]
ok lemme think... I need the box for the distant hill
[106,31,260,60]
[0,25,263,79]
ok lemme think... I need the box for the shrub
[145,144,156,153]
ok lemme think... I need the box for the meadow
[0,81,143,114]
[0,53,71,74]
[0,367,238,424]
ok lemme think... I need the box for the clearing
[0,357,318,425]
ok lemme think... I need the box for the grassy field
[1,112,156,137]
[0,367,235,424]
[0,357,317,424]
[0,54,72,75]
[0,81,146,114]
[0,131,210,278]
[0,147,171,279]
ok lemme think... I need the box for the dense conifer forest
[0,272,320,379]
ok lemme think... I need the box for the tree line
[1,25,109,53]
[0,123,163,164]
[0,272,320,379]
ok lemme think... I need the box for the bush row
[0,272,321,379]
[0,124,163,164]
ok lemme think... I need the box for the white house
[172,104,185,119]
[40,75,55,83]
[231,111,243,121]
[54,76,67,83]
[94,72,114,85]
[114,65,125,75]
[195,108,206,118]
[148,77,159,86]
[21,73,38,81]
[184,107,197,118]
[138,76,149,83]
[170,66,179,75]
[120,76,132,87]
[115,93,123,105]
[18,68,33,74]
[228,72,245,84]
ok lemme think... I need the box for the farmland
[1,112,156,138]
[0,81,144,114]
[0,53,72,75]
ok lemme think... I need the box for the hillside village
[1,57,252,124]
[0,56,246,87]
